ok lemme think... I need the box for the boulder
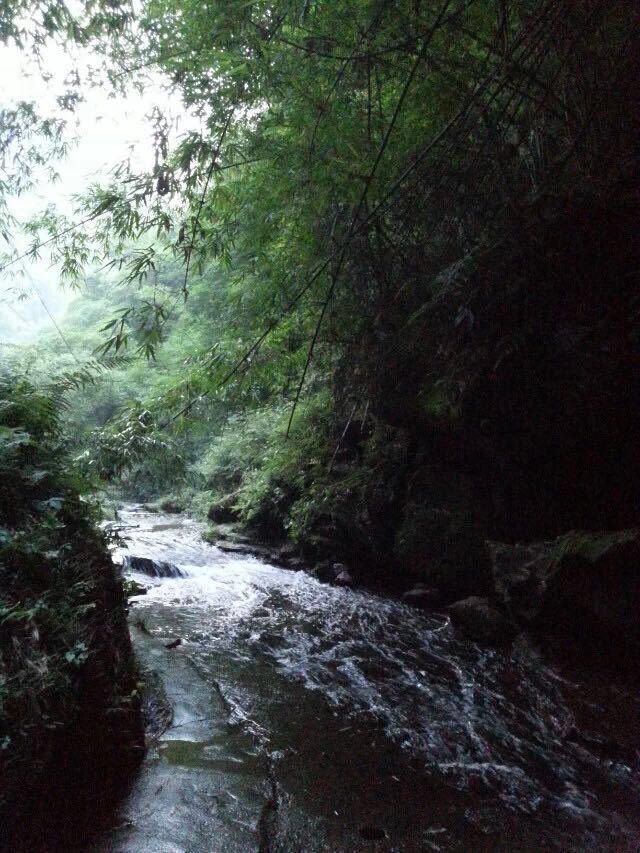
[276,542,298,559]
[395,496,494,602]
[488,528,640,648]
[123,555,185,578]
[215,540,270,558]
[310,561,355,584]
[447,596,515,644]
[160,500,183,514]
[488,540,551,623]
[208,492,241,523]
[268,543,303,569]
[312,560,337,582]
[205,524,254,545]
[213,537,304,569]
[402,584,440,609]
[334,569,354,587]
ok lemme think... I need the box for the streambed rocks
[488,528,640,650]
[211,530,304,570]
[447,596,516,644]
[106,505,640,851]
[446,527,640,649]
[159,499,184,514]
[402,584,440,609]
[210,530,357,582]
[123,555,185,578]
[204,515,640,661]
[208,491,241,523]
[334,567,354,586]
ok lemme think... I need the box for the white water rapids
[93,506,639,852]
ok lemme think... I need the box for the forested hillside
[8,0,637,590]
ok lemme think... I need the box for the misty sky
[0,34,182,343]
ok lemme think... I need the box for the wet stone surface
[92,507,640,852]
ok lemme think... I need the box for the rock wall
[1,552,144,852]
[324,175,640,605]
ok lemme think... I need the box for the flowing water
[94,506,639,852]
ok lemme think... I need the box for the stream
[93,506,639,852]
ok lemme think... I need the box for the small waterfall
[122,554,186,578]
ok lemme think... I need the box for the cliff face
[394,178,639,563]
[289,169,639,622]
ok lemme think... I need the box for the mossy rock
[160,499,184,514]
[207,491,241,523]
[489,528,640,651]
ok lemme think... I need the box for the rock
[203,523,254,546]
[208,523,251,543]
[213,537,304,569]
[334,569,354,587]
[160,500,183,514]
[311,562,354,584]
[447,596,515,644]
[359,825,387,841]
[261,542,301,569]
[312,560,336,582]
[396,499,494,602]
[134,618,151,635]
[123,555,185,578]
[164,638,182,650]
[488,528,640,648]
[215,540,251,554]
[208,492,241,524]
[488,539,553,623]
[286,557,306,571]
[402,584,440,609]
[276,542,298,559]
[215,540,272,559]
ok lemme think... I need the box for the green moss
[552,528,640,565]
[420,382,460,423]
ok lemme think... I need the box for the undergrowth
[0,372,140,830]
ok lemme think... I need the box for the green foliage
[0,373,135,812]
[199,392,336,540]
[1,0,636,589]
[9,0,633,391]
[89,402,186,484]
[198,404,290,495]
